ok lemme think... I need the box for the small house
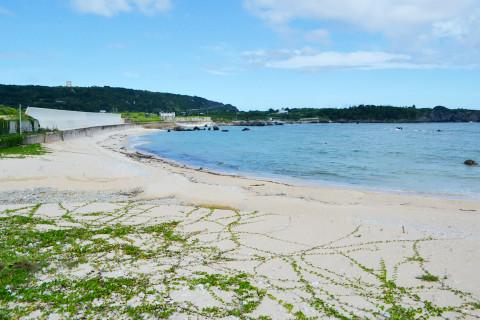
[0,118,40,134]
[0,106,40,134]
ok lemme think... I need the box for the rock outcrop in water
[464,160,478,166]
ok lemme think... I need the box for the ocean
[131,123,480,199]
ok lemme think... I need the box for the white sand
[1,127,479,318]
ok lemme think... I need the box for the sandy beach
[1,128,480,319]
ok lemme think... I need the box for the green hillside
[0,84,238,114]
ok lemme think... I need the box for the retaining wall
[26,107,124,131]
[23,124,138,145]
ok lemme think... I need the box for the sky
[1,0,479,110]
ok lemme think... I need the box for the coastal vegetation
[121,112,163,123]
[0,134,25,148]
[0,132,46,156]
[0,144,47,158]
[417,273,440,282]
[0,105,31,120]
[1,201,478,319]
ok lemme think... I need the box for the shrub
[0,134,24,148]
[417,273,439,282]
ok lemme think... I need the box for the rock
[242,128,250,131]
[236,121,266,126]
[193,126,201,131]
[221,129,229,132]
[134,152,153,159]
[213,126,220,131]
[464,159,478,166]
[396,127,403,130]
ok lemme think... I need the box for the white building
[26,107,124,131]
[0,118,39,134]
[159,112,176,121]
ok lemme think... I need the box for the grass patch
[121,112,163,123]
[0,204,267,318]
[417,273,440,282]
[0,144,47,158]
[143,221,186,242]
[185,272,266,317]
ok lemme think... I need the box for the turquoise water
[132,123,480,198]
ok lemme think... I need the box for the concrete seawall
[23,124,138,145]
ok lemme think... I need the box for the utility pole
[19,104,22,134]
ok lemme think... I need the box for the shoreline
[2,127,478,208]
[117,129,480,214]
[129,128,480,203]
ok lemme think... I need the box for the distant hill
[0,84,238,114]
[213,105,480,123]
[274,105,480,122]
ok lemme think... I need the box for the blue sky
[1,0,479,110]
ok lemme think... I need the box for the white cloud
[244,0,480,66]
[432,11,480,44]
[244,49,439,70]
[71,0,171,17]
[244,0,477,37]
